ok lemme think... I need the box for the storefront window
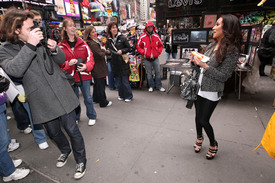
[168,16,202,29]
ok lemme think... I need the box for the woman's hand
[117,50,122,55]
[190,55,209,69]
[69,59,77,66]
[106,49,111,54]
[77,63,87,72]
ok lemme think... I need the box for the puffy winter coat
[136,21,163,59]
[59,37,94,82]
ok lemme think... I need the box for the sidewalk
[5,52,275,183]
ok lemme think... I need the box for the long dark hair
[0,8,34,44]
[61,19,77,42]
[106,22,119,38]
[216,14,242,64]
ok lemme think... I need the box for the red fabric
[59,37,95,82]
[136,21,163,59]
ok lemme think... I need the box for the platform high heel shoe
[206,141,218,160]
[193,136,204,153]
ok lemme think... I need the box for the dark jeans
[194,95,218,146]
[43,110,86,164]
[117,75,133,100]
[11,97,30,130]
[93,78,109,107]
[259,56,273,75]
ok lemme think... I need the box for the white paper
[0,68,20,102]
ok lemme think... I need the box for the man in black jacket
[258,21,275,76]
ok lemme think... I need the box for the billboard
[54,0,66,16]
[64,0,80,17]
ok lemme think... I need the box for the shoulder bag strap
[111,42,118,52]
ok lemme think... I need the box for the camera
[75,58,85,68]
[31,5,60,45]
[30,20,43,31]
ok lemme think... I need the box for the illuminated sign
[64,0,80,17]
[168,0,203,8]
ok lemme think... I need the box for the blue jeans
[0,104,16,177]
[74,80,97,121]
[107,61,118,90]
[144,58,163,89]
[22,102,47,145]
[166,52,177,60]
[11,98,47,145]
[43,110,86,164]
[117,76,133,100]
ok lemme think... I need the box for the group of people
[0,7,243,182]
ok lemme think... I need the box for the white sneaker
[8,142,20,152]
[88,119,96,126]
[76,120,79,124]
[12,159,22,168]
[21,126,32,134]
[7,116,11,120]
[38,142,49,150]
[148,87,153,92]
[74,162,86,179]
[107,101,112,107]
[118,97,124,101]
[125,99,132,102]
[159,87,166,92]
[3,168,30,182]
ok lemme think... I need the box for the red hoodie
[59,37,95,82]
[136,21,163,59]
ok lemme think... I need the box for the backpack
[253,112,275,158]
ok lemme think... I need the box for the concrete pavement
[4,52,275,183]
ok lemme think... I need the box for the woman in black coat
[105,22,133,102]
[164,31,178,59]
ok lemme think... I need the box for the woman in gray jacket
[190,14,241,160]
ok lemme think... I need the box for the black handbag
[75,58,85,87]
[180,69,200,109]
[0,75,10,93]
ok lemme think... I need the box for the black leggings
[194,95,218,146]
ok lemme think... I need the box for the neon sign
[168,0,203,8]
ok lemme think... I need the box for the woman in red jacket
[59,19,97,126]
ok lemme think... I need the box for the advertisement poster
[89,0,118,24]
[81,6,91,20]
[64,0,80,17]
[54,0,66,16]
[203,14,217,28]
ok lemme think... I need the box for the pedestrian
[105,22,133,102]
[189,14,241,160]
[258,20,275,76]
[10,9,49,150]
[164,31,177,59]
[0,75,30,182]
[136,21,166,92]
[0,9,87,179]
[59,19,97,126]
[84,25,112,107]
